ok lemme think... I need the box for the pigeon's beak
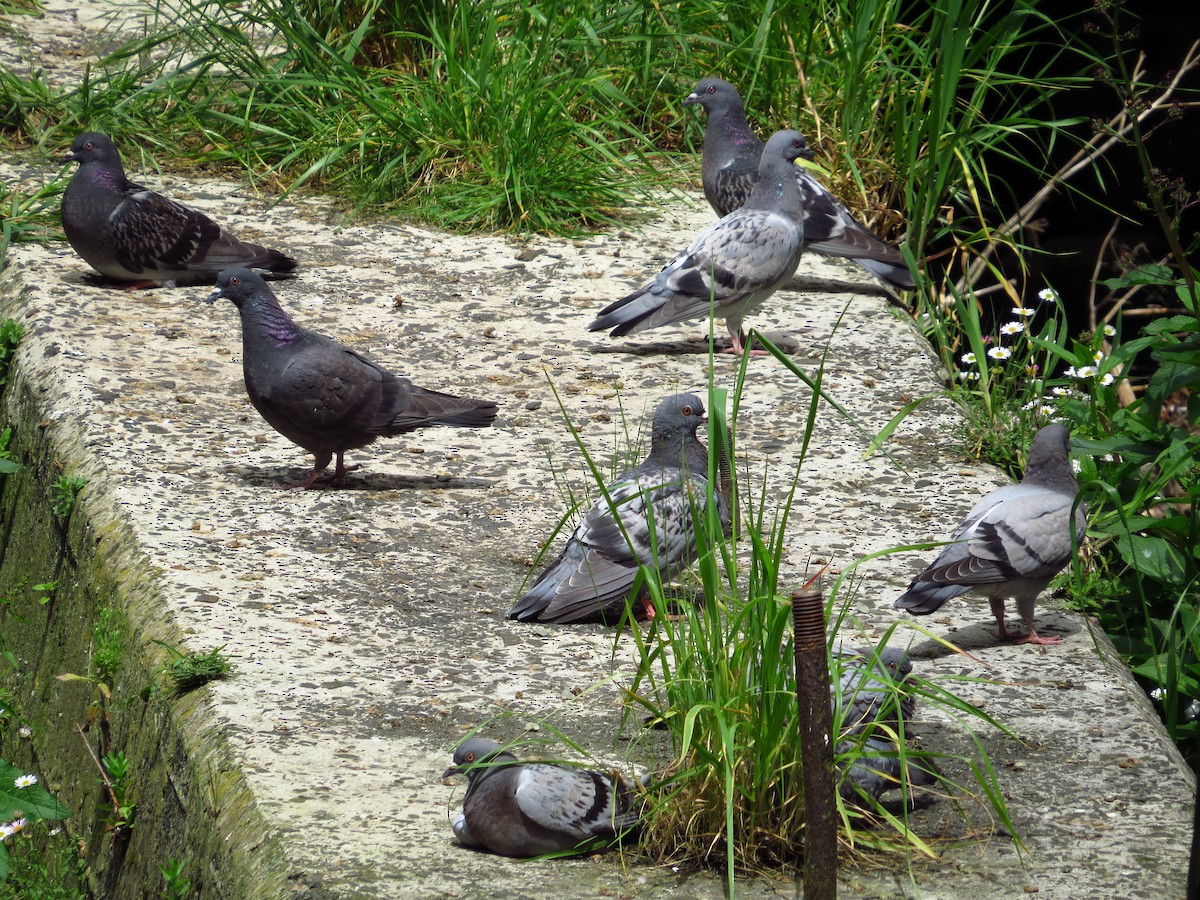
[442,765,463,780]
[62,150,81,165]
[205,286,224,305]
[682,92,699,107]
[798,145,816,162]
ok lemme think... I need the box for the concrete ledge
[0,157,1192,897]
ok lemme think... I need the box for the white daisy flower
[987,346,1012,361]
[1000,322,1025,336]
[961,352,976,364]
[13,774,36,790]
[1012,306,1036,318]
[1103,324,1116,336]
[1100,372,1115,386]
[1076,365,1098,378]
[1038,287,1058,303]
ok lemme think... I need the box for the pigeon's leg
[329,452,360,484]
[1012,595,1062,646]
[284,452,334,491]
[988,596,1016,642]
[719,320,767,358]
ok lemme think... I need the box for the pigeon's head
[763,129,815,164]
[682,77,739,113]
[874,647,914,682]
[443,738,517,780]
[207,267,269,308]
[652,393,707,438]
[64,132,121,167]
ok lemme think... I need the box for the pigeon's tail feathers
[905,753,941,788]
[507,543,584,622]
[382,385,498,432]
[893,579,968,615]
[853,257,916,289]
[507,543,635,624]
[588,287,664,337]
[195,232,298,278]
[255,249,299,275]
[608,779,644,833]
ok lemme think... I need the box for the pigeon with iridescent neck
[207,267,497,490]
[61,131,296,287]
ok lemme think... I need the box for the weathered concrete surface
[0,2,1195,897]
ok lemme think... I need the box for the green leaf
[0,459,18,474]
[1114,533,1190,588]
[0,760,72,823]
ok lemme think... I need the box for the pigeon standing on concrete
[443,738,643,857]
[682,77,914,289]
[589,130,809,357]
[61,132,297,286]
[893,424,1085,645]
[832,646,938,803]
[207,267,497,490]
[507,393,728,624]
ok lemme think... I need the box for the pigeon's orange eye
[706,85,716,94]
[230,276,241,286]
[465,753,476,763]
[681,405,693,415]
[84,142,94,151]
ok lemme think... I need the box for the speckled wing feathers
[589,205,804,338]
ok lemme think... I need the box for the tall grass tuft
[580,335,1022,885]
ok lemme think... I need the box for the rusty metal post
[793,580,836,900]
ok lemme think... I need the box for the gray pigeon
[61,132,297,286]
[589,130,809,357]
[832,646,938,803]
[682,77,915,289]
[507,393,728,624]
[893,424,1085,645]
[207,267,497,490]
[443,738,643,857]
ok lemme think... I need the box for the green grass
[1,0,1104,249]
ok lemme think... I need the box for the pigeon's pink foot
[1012,630,1062,646]
[283,470,325,491]
[330,457,360,483]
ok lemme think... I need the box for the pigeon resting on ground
[207,267,497,490]
[831,646,938,803]
[893,424,1085,645]
[61,131,297,286]
[589,130,809,357]
[443,738,643,857]
[507,393,728,624]
[682,77,914,289]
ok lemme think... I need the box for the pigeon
[507,393,728,624]
[589,130,809,357]
[682,77,915,289]
[831,646,938,803]
[206,267,497,490]
[893,423,1085,645]
[443,738,643,857]
[61,131,297,286]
